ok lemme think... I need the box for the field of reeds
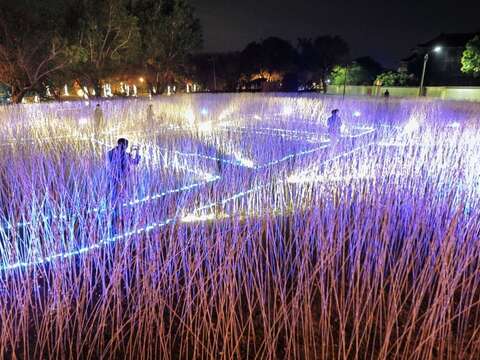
[0,93,480,359]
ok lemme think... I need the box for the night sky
[190,0,480,68]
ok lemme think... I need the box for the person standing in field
[93,103,105,135]
[327,109,342,140]
[107,138,141,233]
[327,109,342,155]
[146,104,155,124]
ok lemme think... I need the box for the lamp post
[418,46,442,96]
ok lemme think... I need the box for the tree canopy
[461,35,480,77]
[238,37,297,85]
[375,71,410,86]
[330,62,378,86]
[66,0,141,94]
[132,0,202,92]
[0,0,71,102]
[298,35,349,92]
[0,0,202,102]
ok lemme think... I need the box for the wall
[326,85,480,101]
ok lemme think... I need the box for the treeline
[0,0,201,103]
[189,37,413,93]
[1,0,431,103]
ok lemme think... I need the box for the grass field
[0,94,479,359]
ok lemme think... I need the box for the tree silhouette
[0,0,70,103]
[298,35,349,93]
[132,0,202,92]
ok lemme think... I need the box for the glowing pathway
[0,137,220,232]
[220,124,375,142]
[182,142,376,220]
[0,127,375,273]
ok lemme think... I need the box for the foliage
[189,52,242,91]
[65,0,141,94]
[0,0,70,102]
[375,71,410,86]
[132,0,202,91]
[298,35,349,92]
[355,56,384,84]
[240,37,297,79]
[0,0,203,100]
[189,37,297,92]
[330,64,371,86]
[461,35,480,77]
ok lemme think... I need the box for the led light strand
[287,143,376,183]
[0,134,375,273]
[0,138,220,232]
[255,144,330,169]
[184,143,374,219]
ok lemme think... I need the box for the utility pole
[342,64,349,99]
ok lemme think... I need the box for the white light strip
[0,138,373,273]
[0,137,220,232]
[184,143,374,218]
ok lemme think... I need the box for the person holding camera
[107,138,140,233]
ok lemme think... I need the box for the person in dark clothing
[327,109,342,139]
[146,104,155,124]
[384,89,390,98]
[327,109,342,155]
[108,139,140,181]
[107,138,140,234]
[93,104,105,135]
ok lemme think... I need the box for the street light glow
[433,46,442,53]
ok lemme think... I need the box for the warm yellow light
[181,213,215,223]
[139,77,145,83]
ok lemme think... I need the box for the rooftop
[418,32,479,48]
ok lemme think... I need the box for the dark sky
[190,0,480,68]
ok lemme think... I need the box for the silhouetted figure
[327,109,342,154]
[93,104,104,135]
[384,89,390,98]
[107,138,140,234]
[146,104,155,124]
[327,109,342,139]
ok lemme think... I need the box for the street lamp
[418,46,442,96]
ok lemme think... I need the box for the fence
[326,85,480,101]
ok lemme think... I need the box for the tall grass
[0,94,480,359]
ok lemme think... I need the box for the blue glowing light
[0,124,376,273]
[447,122,460,129]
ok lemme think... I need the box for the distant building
[400,32,480,86]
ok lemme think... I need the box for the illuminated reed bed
[0,94,479,359]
